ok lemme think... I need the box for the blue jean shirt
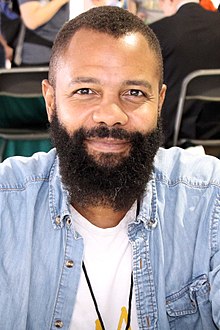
[0,147,220,330]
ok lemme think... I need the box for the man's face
[43,29,166,210]
[44,29,166,161]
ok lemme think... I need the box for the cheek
[55,101,78,132]
[129,106,159,132]
[55,99,94,134]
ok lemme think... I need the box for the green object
[0,95,52,160]
[0,95,49,128]
[1,138,52,159]
[0,66,52,161]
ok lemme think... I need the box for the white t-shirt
[70,203,139,330]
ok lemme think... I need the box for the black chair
[173,69,220,156]
[0,67,51,162]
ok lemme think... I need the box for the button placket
[51,215,83,330]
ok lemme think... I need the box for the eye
[126,89,145,97]
[75,88,93,95]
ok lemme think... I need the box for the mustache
[80,126,142,141]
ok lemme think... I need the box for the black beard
[50,114,163,211]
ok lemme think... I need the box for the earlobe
[42,79,55,123]
[158,84,167,114]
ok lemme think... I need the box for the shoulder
[149,16,176,40]
[149,17,171,30]
[154,147,220,187]
[0,148,57,190]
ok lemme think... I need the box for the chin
[89,150,130,168]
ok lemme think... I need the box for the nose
[92,101,128,127]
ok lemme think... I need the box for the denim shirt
[0,147,220,330]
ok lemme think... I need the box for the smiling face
[43,28,166,161]
[42,28,166,211]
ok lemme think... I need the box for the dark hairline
[49,6,163,89]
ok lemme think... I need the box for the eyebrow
[123,80,153,92]
[68,77,100,87]
[68,77,153,92]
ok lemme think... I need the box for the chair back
[0,67,49,97]
[173,69,220,148]
[0,67,51,161]
[0,67,49,128]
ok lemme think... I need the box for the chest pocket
[165,274,218,330]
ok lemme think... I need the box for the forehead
[64,28,155,64]
[56,29,159,85]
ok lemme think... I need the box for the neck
[72,203,130,228]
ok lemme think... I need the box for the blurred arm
[127,0,137,14]
[0,34,13,61]
[19,0,69,30]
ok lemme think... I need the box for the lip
[86,138,131,153]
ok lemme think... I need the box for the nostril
[92,105,128,126]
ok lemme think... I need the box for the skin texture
[42,28,166,228]
[0,34,13,62]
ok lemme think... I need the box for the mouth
[85,137,131,154]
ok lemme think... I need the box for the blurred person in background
[0,1,19,67]
[149,0,220,147]
[0,32,4,67]
[16,0,69,66]
[200,0,218,10]
[90,0,107,6]
[93,0,140,13]
[125,0,139,13]
[0,33,13,67]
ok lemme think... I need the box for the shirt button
[55,216,61,225]
[66,260,74,268]
[147,218,158,229]
[54,320,64,328]
[66,217,72,226]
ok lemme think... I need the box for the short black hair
[49,6,163,88]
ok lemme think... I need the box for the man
[0,6,220,330]
[0,0,21,66]
[149,0,220,147]
[0,7,13,67]
[124,0,139,13]
[16,0,69,66]
[0,33,13,67]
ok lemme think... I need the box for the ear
[42,79,55,123]
[158,84,167,115]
